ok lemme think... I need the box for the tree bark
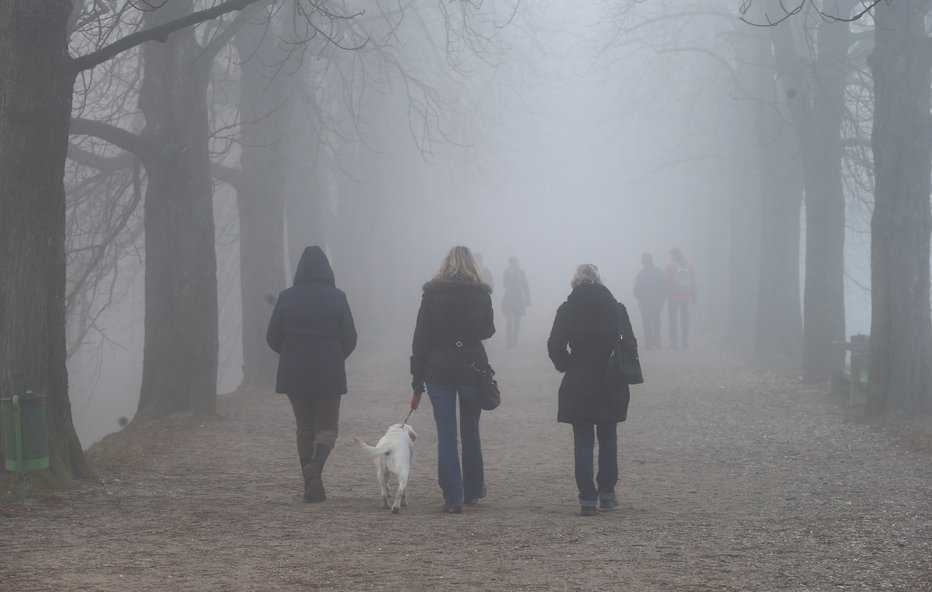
[724,33,763,351]
[135,2,219,420]
[233,11,293,390]
[0,1,90,480]
[867,0,932,415]
[772,4,854,382]
[754,34,803,359]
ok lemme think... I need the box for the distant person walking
[548,264,636,516]
[665,247,697,349]
[633,252,667,350]
[410,246,495,514]
[501,256,531,347]
[267,246,358,503]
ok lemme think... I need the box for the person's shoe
[443,502,464,514]
[579,505,598,517]
[302,462,326,503]
[465,486,487,505]
[599,494,619,510]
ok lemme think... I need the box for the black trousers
[286,394,341,461]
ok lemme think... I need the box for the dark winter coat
[267,246,357,396]
[547,282,635,424]
[501,267,531,316]
[410,280,495,394]
[633,264,667,311]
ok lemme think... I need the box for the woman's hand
[410,392,422,410]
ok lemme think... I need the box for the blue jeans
[572,422,618,504]
[427,384,484,504]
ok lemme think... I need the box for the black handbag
[470,361,501,411]
[455,341,501,410]
[606,305,644,386]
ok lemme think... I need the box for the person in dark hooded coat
[548,264,636,516]
[267,246,357,503]
[410,246,495,514]
[501,256,531,347]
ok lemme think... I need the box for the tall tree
[0,0,262,481]
[867,0,932,415]
[724,30,763,351]
[232,7,296,390]
[135,2,222,419]
[0,2,88,481]
[753,36,804,359]
[770,2,855,381]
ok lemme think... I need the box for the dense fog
[55,2,880,445]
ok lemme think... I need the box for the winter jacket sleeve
[480,292,496,340]
[619,303,638,351]
[410,295,432,394]
[547,304,571,373]
[340,293,358,359]
[266,296,284,354]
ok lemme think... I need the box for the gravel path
[3,342,930,591]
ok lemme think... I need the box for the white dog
[353,423,417,513]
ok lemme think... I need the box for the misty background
[59,2,874,446]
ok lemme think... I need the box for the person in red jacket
[665,248,697,349]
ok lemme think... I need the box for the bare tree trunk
[0,2,90,480]
[724,32,763,351]
[772,4,854,382]
[332,144,378,331]
[233,13,293,390]
[754,34,803,359]
[136,2,219,420]
[867,0,932,415]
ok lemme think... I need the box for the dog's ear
[405,425,417,441]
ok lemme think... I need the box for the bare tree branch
[70,117,153,160]
[70,0,261,73]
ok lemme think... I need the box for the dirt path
[3,342,931,591]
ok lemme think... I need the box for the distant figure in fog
[475,252,495,290]
[410,246,495,514]
[548,264,635,516]
[665,247,697,349]
[267,246,357,503]
[501,256,531,347]
[633,252,666,350]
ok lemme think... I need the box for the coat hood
[566,282,618,330]
[294,246,335,286]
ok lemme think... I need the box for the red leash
[401,393,420,427]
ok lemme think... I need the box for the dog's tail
[352,436,391,457]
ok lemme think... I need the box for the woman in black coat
[547,264,636,516]
[411,246,495,514]
[267,246,357,503]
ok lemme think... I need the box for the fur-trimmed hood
[422,279,493,294]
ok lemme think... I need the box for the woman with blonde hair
[410,246,495,513]
[548,264,637,516]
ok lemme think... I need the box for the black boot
[302,444,331,503]
[299,457,314,503]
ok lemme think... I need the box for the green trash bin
[2,391,50,473]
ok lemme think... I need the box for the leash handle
[401,407,414,427]
[401,392,421,427]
